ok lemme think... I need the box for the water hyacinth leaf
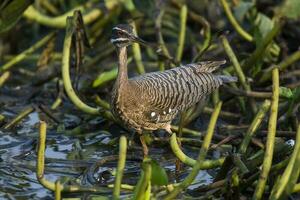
[150,159,168,186]
[0,0,33,33]
[280,0,300,19]
[252,13,278,68]
[279,87,293,99]
[233,1,254,21]
[256,13,274,38]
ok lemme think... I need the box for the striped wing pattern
[131,61,224,124]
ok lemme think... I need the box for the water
[0,80,219,199]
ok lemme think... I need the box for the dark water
[0,101,215,199]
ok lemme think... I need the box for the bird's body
[110,24,237,155]
[111,60,233,133]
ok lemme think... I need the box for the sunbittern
[110,24,237,156]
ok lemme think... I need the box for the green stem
[221,35,257,113]
[203,106,240,119]
[170,133,224,167]
[253,68,279,200]
[286,125,300,195]
[37,121,111,193]
[176,4,187,62]
[244,20,281,73]
[170,133,195,166]
[219,0,253,42]
[0,32,55,72]
[165,102,222,199]
[0,114,5,122]
[40,0,59,15]
[191,13,211,62]
[113,136,127,200]
[171,125,202,136]
[108,184,134,190]
[51,97,62,110]
[94,95,110,110]
[92,67,118,88]
[23,6,101,28]
[37,121,55,190]
[91,57,133,88]
[131,22,145,74]
[221,36,248,91]
[279,50,300,71]
[270,124,300,199]
[212,90,220,106]
[239,100,271,154]
[158,61,165,71]
[55,180,62,200]
[293,183,300,193]
[62,17,100,115]
[0,71,10,87]
[133,158,152,200]
[155,7,174,67]
[4,106,35,129]
[242,157,290,191]
[51,79,63,110]
[233,155,249,175]
[172,0,211,62]
[259,50,300,83]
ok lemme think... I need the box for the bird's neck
[116,46,128,87]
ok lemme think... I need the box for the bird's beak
[131,35,150,47]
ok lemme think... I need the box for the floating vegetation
[0,0,300,199]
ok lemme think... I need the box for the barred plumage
[110,24,237,155]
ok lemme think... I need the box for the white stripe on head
[110,38,129,43]
[112,27,130,35]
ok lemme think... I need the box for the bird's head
[111,24,148,48]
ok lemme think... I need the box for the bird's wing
[130,61,227,123]
[191,60,226,73]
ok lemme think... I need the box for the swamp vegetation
[0,0,300,199]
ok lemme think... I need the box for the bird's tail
[218,75,238,83]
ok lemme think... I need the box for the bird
[110,24,237,156]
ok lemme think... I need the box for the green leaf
[280,0,300,19]
[255,13,274,39]
[253,13,279,64]
[0,0,33,33]
[233,2,254,22]
[150,160,168,186]
[279,87,293,99]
